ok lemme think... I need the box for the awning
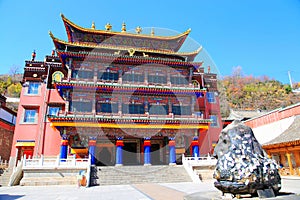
[15,140,35,147]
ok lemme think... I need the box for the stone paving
[0,178,299,200]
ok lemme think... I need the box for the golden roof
[49,31,202,58]
[60,13,191,40]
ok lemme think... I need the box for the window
[28,82,40,95]
[172,105,191,115]
[98,72,119,81]
[122,73,144,83]
[97,103,118,113]
[71,70,94,79]
[24,109,37,123]
[170,77,188,85]
[149,105,168,115]
[194,111,203,118]
[210,115,219,127]
[69,101,92,113]
[122,104,145,114]
[148,75,167,84]
[207,92,215,103]
[48,106,60,116]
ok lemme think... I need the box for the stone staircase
[19,168,83,186]
[193,166,215,181]
[0,168,12,187]
[94,165,192,186]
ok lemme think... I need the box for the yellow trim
[49,32,202,56]
[15,142,35,147]
[61,14,191,40]
[50,122,209,130]
[70,148,88,154]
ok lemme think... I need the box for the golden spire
[121,22,126,32]
[135,26,142,34]
[91,21,95,29]
[105,23,112,31]
[151,28,155,36]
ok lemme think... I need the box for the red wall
[10,84,62,158]
[245,103,300,128]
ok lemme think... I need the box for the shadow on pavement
[184,191,300,200]
[0,194,24,200]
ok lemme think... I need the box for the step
[20,177,77,186]
[0,170,12,187]
[96,165,192,185]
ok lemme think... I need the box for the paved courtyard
[0,177,299,200]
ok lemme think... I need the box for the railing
[182,154,217,183]
[182,154,217,167]
[57,112,206,121]
[0,158,8,169]
[23,155,90,169]
[9,159,23,186]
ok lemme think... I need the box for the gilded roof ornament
[151,28,155,36]
[91,21,95,30]
[105,23,112,31]
[135,26,142,34]
[121,22,126,32]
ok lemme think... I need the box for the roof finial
[135,26,142,34]
[32,50,36,61]
[91,21,95,29]
[151,28,155,36]
[105,23,112,31]
[51,49,55,56]
[121,22,126,32]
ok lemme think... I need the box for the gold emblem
[52,71,64,82]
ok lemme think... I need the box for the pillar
[118,96,122,115]
[60,134,68,160]
[189,67,193,84]
[144,138,151,166]
[293,151,300,176]
[191,137,199,157]
[286,153,294,175]
[280,152,287,167]
[88,136,97,165]
[167,68,171,86]
[169,137,176,165]
[115,137,124,166]
[144,68,148,85]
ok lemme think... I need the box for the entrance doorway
[123,142,138,165]
[151,144,161,165]
[97,147,112,166]
[17,146,34,161]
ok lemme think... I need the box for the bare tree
[9,65,21,82]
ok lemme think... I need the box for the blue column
[60,134,68,160]
[192,145,199,157]
[191,137,200,157]
[115,138,124,166]
[88,136,97,165]
[144,138,151,165]
[169,138,176,165]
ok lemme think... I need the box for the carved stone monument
[213,120,281,196]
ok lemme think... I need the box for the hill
[218,67,300,117]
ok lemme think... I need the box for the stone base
[144,163,152,166]
[169,163,176,166]
[115,164,123,167]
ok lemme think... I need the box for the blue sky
[1,0,300,84]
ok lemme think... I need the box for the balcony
[49,111,209,123]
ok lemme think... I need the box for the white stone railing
[22,155,90,169]
[182,154,217,183]
[182,154,217,167]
